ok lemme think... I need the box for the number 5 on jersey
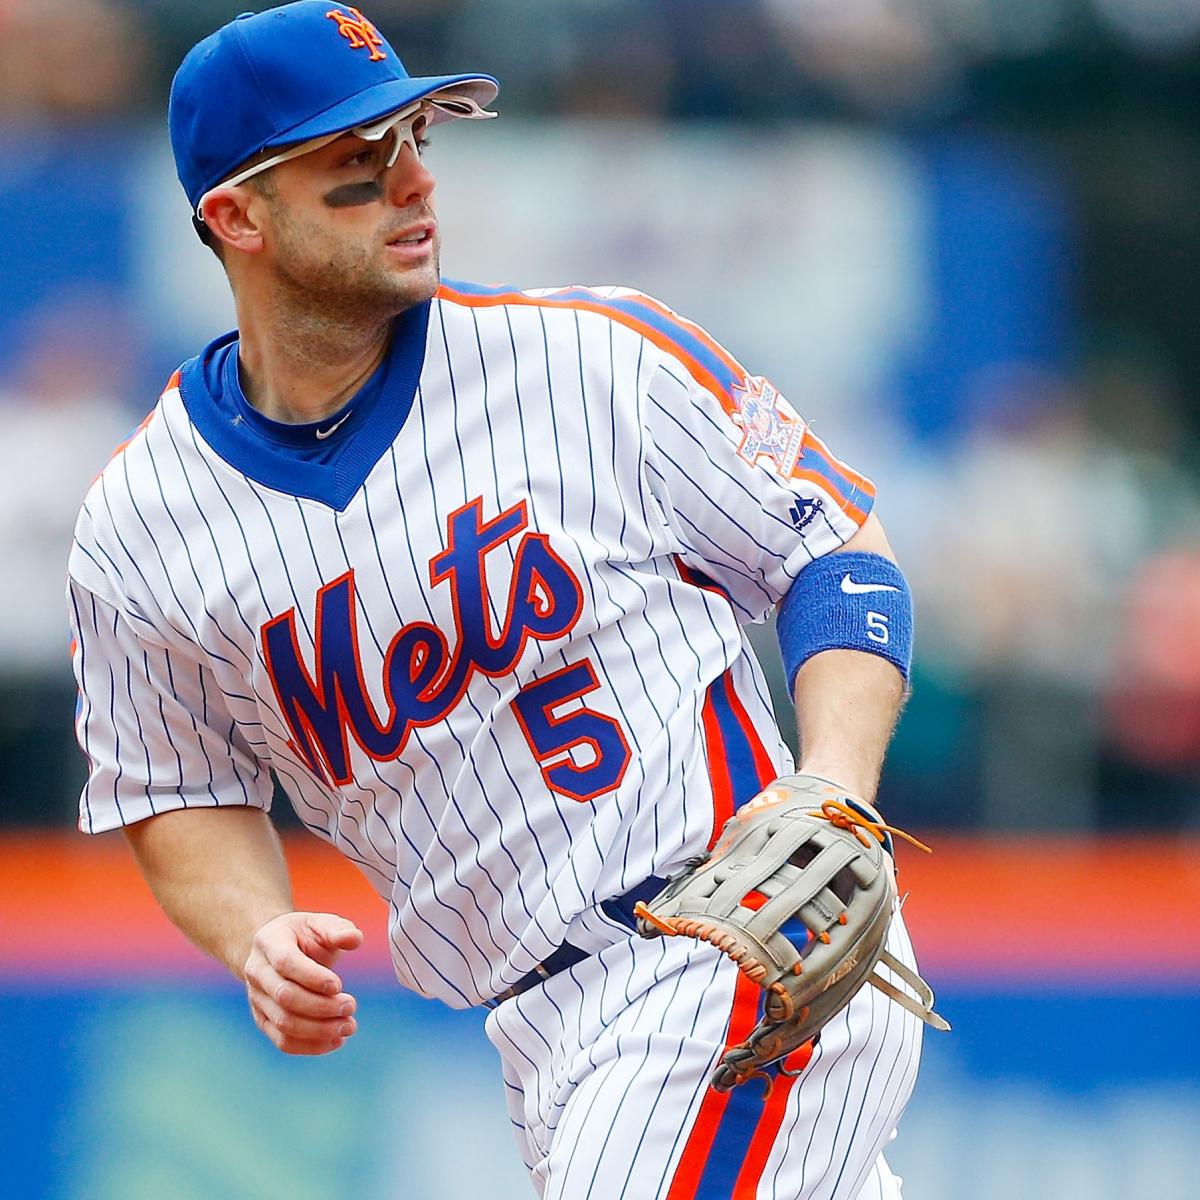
[513,660,632,802]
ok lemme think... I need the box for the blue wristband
[776,552,913,689]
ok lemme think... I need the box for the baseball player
[69,4,932,1197]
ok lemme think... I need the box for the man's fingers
[262,938,345,995]
[280,1039,345,1057]
[246,962,356,1019]
[301,914,364,962]
[253,991,358,1045]
[251,1007,348,1056]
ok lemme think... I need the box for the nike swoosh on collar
[315,411,353,440]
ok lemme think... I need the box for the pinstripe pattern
[67,282,917,1195]
[485,909,922,1200]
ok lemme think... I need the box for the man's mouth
[387,222,436,247]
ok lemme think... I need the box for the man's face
[251,111,440,320]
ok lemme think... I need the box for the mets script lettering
[261,497,583,786]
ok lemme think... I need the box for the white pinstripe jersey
[68,282,876,1008]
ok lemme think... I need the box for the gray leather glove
[635,773,950,1091]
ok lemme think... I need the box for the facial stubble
[265,198,440,328]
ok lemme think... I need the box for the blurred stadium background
[2,0,1199,1196]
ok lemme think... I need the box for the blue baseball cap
[169,2,499,211]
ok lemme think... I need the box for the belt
[484,876,666,1008]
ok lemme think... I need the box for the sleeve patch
[730,376,806,477]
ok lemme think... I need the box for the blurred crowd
[3,0,1199,832]
[7,0,1200,121]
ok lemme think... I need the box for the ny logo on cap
[326,6,387,61]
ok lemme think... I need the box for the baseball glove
[634,774,950,1092]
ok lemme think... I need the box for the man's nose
[383,141,435,207]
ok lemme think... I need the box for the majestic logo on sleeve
[731,375,806,477]
[260,497,583,787]
[325,7,387,60]
[788,496,823,533]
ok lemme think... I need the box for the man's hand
[122,810,362,1056]
[243,912,364,1055]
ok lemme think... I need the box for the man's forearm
[791,646,905,804]
[124,805,294,978]
[785,511,908,802]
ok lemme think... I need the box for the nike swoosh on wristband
[315,411,353,440]
[840,574,900,595]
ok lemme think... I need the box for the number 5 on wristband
[776,551,914,688]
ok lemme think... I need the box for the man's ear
[198,186,267,256]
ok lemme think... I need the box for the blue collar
[177,299,430,510]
